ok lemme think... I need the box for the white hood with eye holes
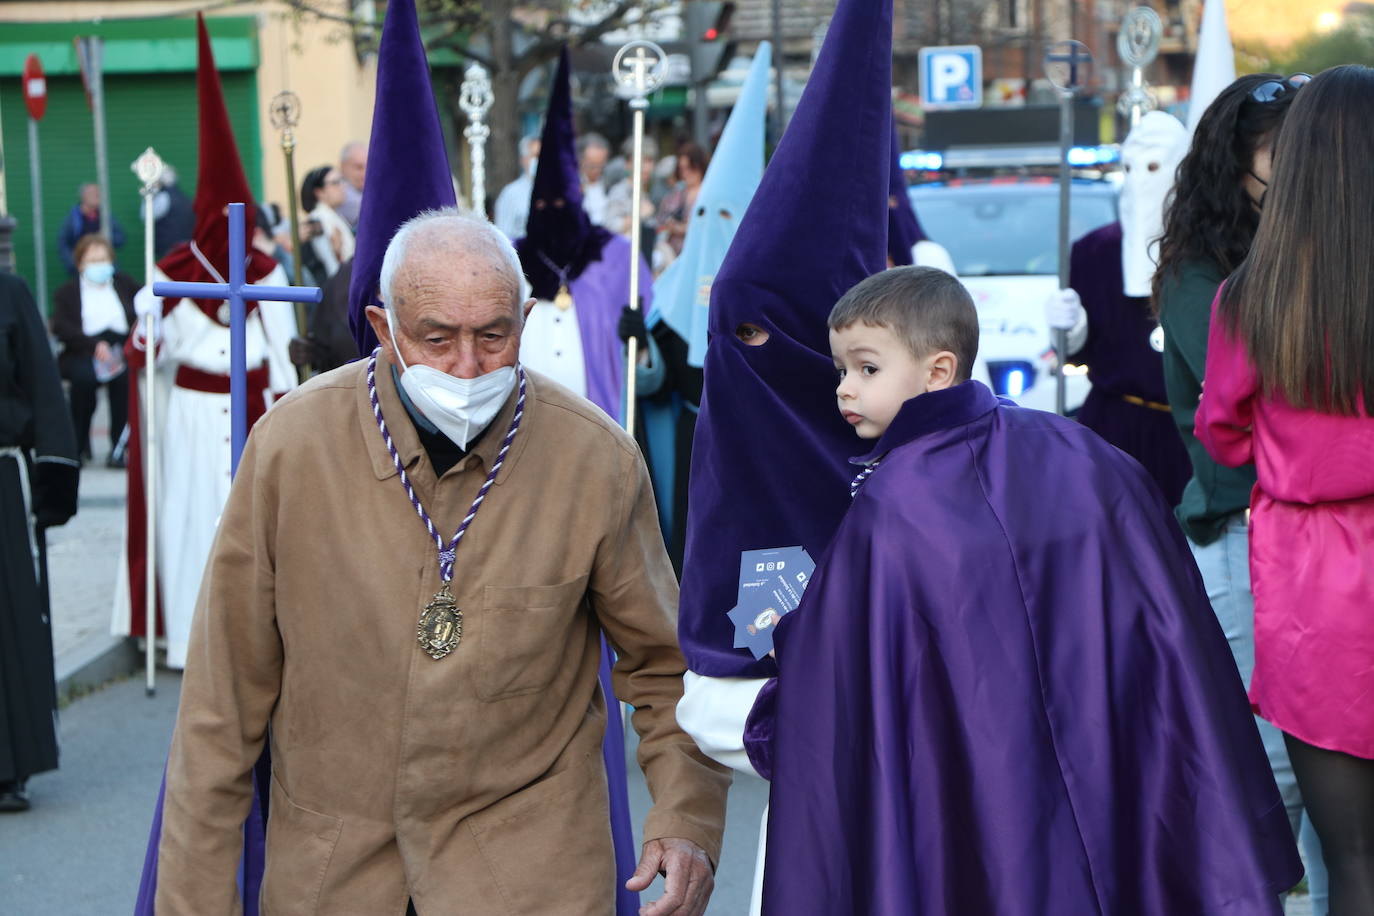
[1119,111,1188,297]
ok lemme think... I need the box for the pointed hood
[516,47,613,301]
[347,0,457,355]
[1186,0,1237,134]
[679,0,895,678]
[157,14,275,318]
[887,123,928,266]
[650,42,772,368]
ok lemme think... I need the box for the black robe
[0,273,79,785]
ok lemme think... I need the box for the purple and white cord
[850,459,883,498]
[367,348,526,583]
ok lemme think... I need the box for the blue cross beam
[1044,40,1094,93]
[153,203,322,474]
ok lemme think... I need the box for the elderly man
[155,210,728,915]
[492,135,540,239]
[337,140,368,227]
[578,132,612,227]
[58,183,125,275]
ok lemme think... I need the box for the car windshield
[911,187,1118,277]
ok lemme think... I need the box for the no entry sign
[23,54,47,121]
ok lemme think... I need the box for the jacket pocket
[260,774,344,915]
[467,752,615,915]
[476,575,590,701]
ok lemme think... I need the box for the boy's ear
[925,350,959,392]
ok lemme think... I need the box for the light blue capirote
[640,43,772,542]
[649,42,773,368]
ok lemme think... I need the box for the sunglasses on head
[1250,73,1312,103]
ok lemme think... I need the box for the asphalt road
[0,674,768,916]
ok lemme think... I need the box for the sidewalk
[46,370,139,695]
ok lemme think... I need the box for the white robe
[677,672,771,916]
[111,264,298,668]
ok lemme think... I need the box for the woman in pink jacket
[1196,64,1374,914]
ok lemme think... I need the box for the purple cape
[678,0,894,680]
[1068,222,1190,506]
[748,381,1302,914]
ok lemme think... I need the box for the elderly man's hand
[626,837,714,916]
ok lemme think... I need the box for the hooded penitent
[156,15,277,321]
[346,0,457,356]
[132,18,276,913]
[678,0,894,680]
[514,47,647,424]
[516,48,614,302]
[886,124,928,267]
[651,43,772,368]
[1186,0,1237,134]
[1119,111,1187,297]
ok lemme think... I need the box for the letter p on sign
[920,46,983,110]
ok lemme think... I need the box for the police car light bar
[900,145,1120,171]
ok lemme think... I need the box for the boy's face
[830,322,957,439]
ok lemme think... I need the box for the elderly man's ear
[364,304,392,351]
[521,298,537,321]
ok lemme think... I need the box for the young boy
[744,266,1302,915]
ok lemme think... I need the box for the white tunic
[677,672,771,916]
[519,299,587,397]
[111,264,298,669]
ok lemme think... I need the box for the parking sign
[920,45,983,109]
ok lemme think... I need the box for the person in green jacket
[1154,71,1327,908]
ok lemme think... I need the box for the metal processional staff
[610,40,668,434]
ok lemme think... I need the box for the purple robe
[568,234,653,423]
[747,381,1301,915]
[1069,222,1190,506]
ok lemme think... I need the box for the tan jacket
[157,354,729,915]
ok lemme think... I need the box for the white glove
[1044,288,1086,330]
[133,285,160,317]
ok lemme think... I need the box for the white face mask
[386,308,517,449]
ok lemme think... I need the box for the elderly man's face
[341,146,367,191]
[80,184,101,210]
[366,246,530,380]
[581,145,608,182]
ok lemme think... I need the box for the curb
[55,635,140,703]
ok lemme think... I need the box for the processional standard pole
[269,91,312,381]
[1116,7,1163,130]
[459,63,495,217]
[132,147,166,697]
[610,41,669,435]
[1043,39,1093,417]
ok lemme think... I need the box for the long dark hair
[1219,65,1374,415]
[1152,73,1295,309]
[299,165,331,214]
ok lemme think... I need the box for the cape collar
[850,380,1000,466]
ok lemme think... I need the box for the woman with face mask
[50,233,140,467]
[1153,71,1327,907]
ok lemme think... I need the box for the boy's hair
[828,267,979,382]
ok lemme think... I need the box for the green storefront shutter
[0,19,261,314]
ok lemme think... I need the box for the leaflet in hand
[727,546,815,660]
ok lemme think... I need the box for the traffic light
[686,1,736,84]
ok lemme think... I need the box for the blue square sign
[920,45,983,109]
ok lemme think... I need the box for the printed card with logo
[726,546,816,659]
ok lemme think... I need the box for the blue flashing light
[1067,145,1122,167]
[988,360,1037,398]
[900,150,945,171]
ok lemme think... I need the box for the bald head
[367,209,532,380]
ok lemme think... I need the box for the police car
[908,176,1118,414]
